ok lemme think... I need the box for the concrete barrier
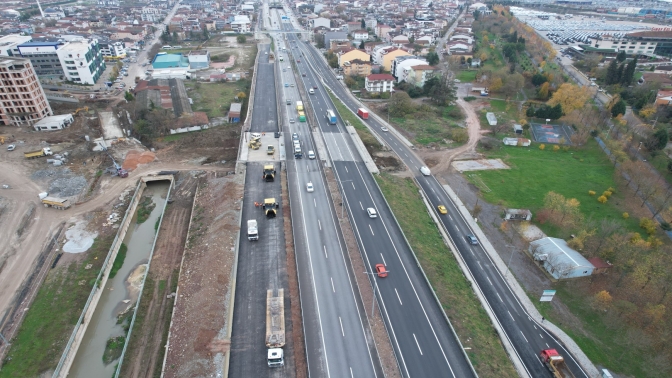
[345,125,379,174]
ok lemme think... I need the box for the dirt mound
[123,150,156,171]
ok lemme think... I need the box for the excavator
[103,147,128,178]
[72,106,89,116]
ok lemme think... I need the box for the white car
[420,166,431,176]
[306,182,314,192]
[289,118,295,123]
[381,126,389,132]
[367,208,378,218]
[7,144,15,151]
[308,150,315,159]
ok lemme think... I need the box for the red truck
[357,108,369,119]
[540,349,576,378]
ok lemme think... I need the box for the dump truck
[263,164,276,182]
[266,289,285,367]
[267,145,275,155]
[24,147,53,159]
[357,108,369,119]
[296,101,303,111]
[248,136,261,150]
[247,219,259,241]
[39,193,71,210]
[263,198,279,218]
[540,349,576,378]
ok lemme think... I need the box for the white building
[187,50,210,69]
[311,17,330,29]
[56,38,106,85]
[43,7,65,20]
[530,237,594,280]
[353,30,369,40]
[393,57,428,82]
[99,41,126,58]
[231,15,251,33]
[0,35,32,57]
[365,18,377,30]
[33,114,74,131]
[365,73,395,92]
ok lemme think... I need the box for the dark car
[302,73,306,77]
[466,235,479,245]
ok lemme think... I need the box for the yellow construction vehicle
[248,136,261,150]
[267,145,275,155]
[73,106,89,116]
[262,198,279,218]
[263,164,276,182]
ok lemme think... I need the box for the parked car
[7,144,15,151]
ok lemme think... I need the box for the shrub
[539,144,546,150]
[553,145,560,151]
[603,190,612,198]
[661,222,672,231]
[463,96,477,101]
[623,212,629,219]
[588,190,596,196]
[597,195,608,203]
[640,218,657,235]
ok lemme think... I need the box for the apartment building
[365,73,395,93]
[99,41,126,59]
[231,15,251,33]
[0,35,33,57]
[17,41,64,78]
[56,38,106,85]
[0,56,53,126]
[342,59,372,76]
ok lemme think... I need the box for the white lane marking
[539,333,544,339]
[487,277,493,286]
[380,253,386,266]
[520,331,529,343]
[395,288,403,305]
[369,224,374,235]
[331,277,335,293]
[477,261,483,270]
[314,198,316,207]
[359,201,364,210]
[345,166,349,172]
[324,245,328,259]
[413,334,423,355]
[497,293,503,302]
[339,317,345,337]
[431,188,436,193]
[318,220,322,230]
[546,343,550,348]
[508,311,515,322]
[350,367,354,378]
[351,182,356,190]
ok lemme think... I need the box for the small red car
[375,264,388,278]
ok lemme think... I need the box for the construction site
[0,97,243,377]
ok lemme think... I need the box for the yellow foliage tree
[539,144,545,150]
[553,145,560,151]
[489,77,503,92]
[639,104,656,120]
[589,190,596,196]
[538,82,550,100]
[598,195,608,203]
[548,83,591,115]
[623,212,629,219]
[480,52,487,61]
[593,290,613,310]
[482,35,489,44]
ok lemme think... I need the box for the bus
[298,111,306,122]
[326,110,337,125]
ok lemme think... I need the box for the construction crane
[102,147,128,178]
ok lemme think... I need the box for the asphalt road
[270,7,382,378]
[289,15,592,378]
[229,41,294,377]
[277,10,476,378]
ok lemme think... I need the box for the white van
[308,150,315,159]
[162,45,172,49]
[309,88,314,94]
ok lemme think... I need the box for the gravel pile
[48,176,87,197]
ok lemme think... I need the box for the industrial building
[530,237,594,280]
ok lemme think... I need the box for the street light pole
[337,179,353,218]
[505,246,515,277]
[364,270,387,315]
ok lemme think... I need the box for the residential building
[325,31,348,48]
[99,41,126,59]
[343,59,372,76]
[0,56,53,126]
[353,30,369,40]
[392,56,429,82]
[365,73,395,92]
[338,49,370,67]
[187,50,210,69]
[376,24,391,39]
[365,18,377,30]
[231,15,251,33]
[329,39,351,51]
[56,38,106,85]
[346,21,360,33]
[17,41,64,78]
[405,64,437,87]
[311,17,330,29]
[43,7,66,20]
[0,35,32,57]
[381,48,410,71]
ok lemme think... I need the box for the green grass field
[456,70,477,83]
[470,140,640,237]
[184,80,249,119]
[376,173,517,378]
[387,105,464,146]
[0,235,115,377]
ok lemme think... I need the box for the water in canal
[68,181,169,377]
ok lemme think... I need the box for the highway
[285,8,592,378]
[268,5,382,377]
[276,8,476,378]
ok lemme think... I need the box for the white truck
[266,289,285,367]
[247,219,259,241]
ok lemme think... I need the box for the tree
[408,36,415,44]
[646,129,669,152]
[617,50,627,62]
[344,76,357,89]
[489,77,503,92]
[427,74,456,106]
[639,104,657,119]
[388,92,415,117]
[202,28,209,40]
[237,35,247,44]
[611,99,626,117]
[315,34,325,49]
[502,73,524,100]
[425,51,439,66]
[359,40,365,49]
[124,91,134,101]
[548,83,590,115]
[537,82,550,100]
[531,73,547,86]
[361,18,365,29]
[172,31,179,43]
[593,290,613,310]
[616,63,625,84]
[473,10,481,20]
[621,57,638,86]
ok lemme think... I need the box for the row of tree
[604,57,638,86]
